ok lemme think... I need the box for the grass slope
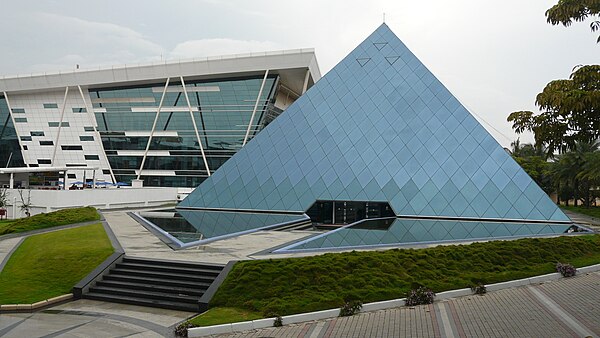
[188,307,263,327]
[0,223,113,304]
[0,207,100,235]
[562,205,600,219]
[211,235,600,316]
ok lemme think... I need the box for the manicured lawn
[562,205,600,219]
[188,307,263,327]
[0,207,100,235]
[210,235,600,316]
[0,223,113,304]
[0,220,13,227]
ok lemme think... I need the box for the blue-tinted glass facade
[90,76,278,187]
[181,24,569,224]
[0,96,25,168]
[277,218,574,252]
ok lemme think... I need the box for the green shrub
[339,300,362,317]
[0,207,100,235]
[209,235,600,316]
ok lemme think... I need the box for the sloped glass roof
[181,24,569,224]
[275,218,577,252]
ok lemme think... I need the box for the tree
[551,140,600,206]
[17,188,31,217]
[509,139,554,194]
[546,0,600,43]
[507,65,600,155]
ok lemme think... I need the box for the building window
[67,173,77,179]
[85,154,100,160]
[30,131,45,137]
[49,122,70,127]
[79,136,94,141]
[72,108,87,113]
[61,145,83,151]
[11,108,25,113]
[39,140,54,146]
[43,103,59,109]
[102,169,111,175]
[20,136,32,141]
[84,126,96,132]
[38,159,52,164]
[22,145,28,150]
[14,117,27,123]
[66,163,87,167]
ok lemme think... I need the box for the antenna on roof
[383,12,385,23]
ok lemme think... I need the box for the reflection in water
[138,209,309,243]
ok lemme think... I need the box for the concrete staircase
[83,256,224,312]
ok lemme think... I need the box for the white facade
[0,50,321,187]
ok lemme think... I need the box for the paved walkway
[563,209,600,232]
[103,210,315,264]
[216,271,600,338]
[0,299,192,337]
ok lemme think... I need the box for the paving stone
[215,273,600,338]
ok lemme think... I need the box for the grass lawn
[188,307,263,327]
[0,220,13,227]
[210,234,600,316]
[561,205,600,219]
[0,207,100,235]
[0,223,113,304]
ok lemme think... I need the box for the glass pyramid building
[179,24,574,248]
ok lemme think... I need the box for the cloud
[169,38,283,59]
[6,12,164,74]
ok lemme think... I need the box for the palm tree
[553,140,600,207]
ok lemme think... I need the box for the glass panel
[90,76,278,187]
[0,97,25,167]
[279,218,579,252]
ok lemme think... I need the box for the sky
[0,0,597,148]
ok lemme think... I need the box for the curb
[188,263,600,337]
[0,294,73,313]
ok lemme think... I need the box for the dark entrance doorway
[306,200,395,225]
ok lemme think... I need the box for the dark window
[14,118,27,123]
[79,136,94,141]
[38,159,52,164]
[29,164,39,167]
[84,126,96,132]
[66,163,87,167]
[43,103,58,109]
[22,145,28,150]
[102,169,111,175]
[30,131,45,137]
[49,122,70,127]
[20,136,32,141]
[11,108,25,113]
[72,108,87,113]
[85,155,100,160]
[62,145,83,151]
[67,173,76,179]
[39,140,54,146]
